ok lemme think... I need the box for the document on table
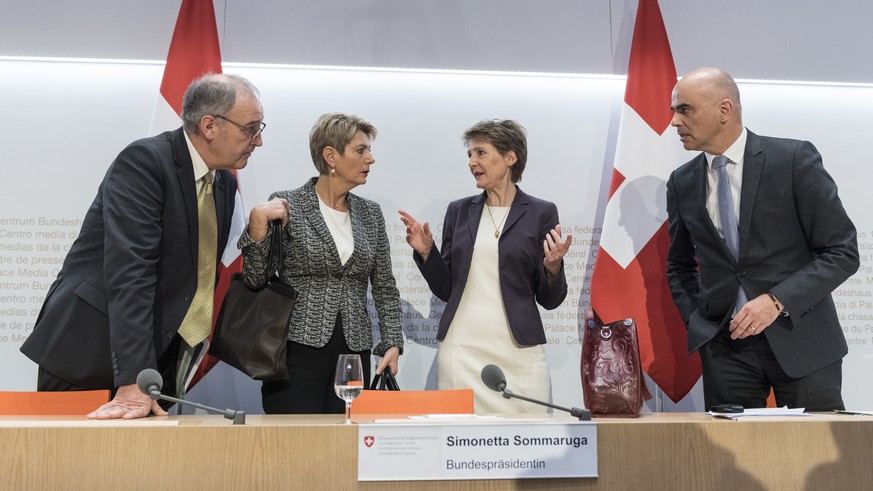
[708,407,809,420]
[834,409,873,416]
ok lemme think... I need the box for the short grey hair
[309,113,377,174]
[181,73,260,135]
[463,119,528,183]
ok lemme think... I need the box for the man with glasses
[21,73,266,419]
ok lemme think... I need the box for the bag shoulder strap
[266,220,283,279]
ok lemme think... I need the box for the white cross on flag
[590,0,700,402]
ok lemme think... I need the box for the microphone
[481,363,507,392]
[136,368,246,425]
[480,364,591,421]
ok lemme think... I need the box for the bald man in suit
[666,67,858,410]
[21,73,265,419]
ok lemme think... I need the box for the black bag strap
[384,371,400,390]
[368,375,379,390]
[265,220,283,281]
[368,370,401,391]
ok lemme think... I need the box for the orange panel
[351,389,474,415]
[0,390,111,415]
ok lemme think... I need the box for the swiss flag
[589,0,700,403]
[149,0,246,390]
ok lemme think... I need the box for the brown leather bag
[581,312,651,417]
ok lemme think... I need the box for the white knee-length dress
[436,206,551,413]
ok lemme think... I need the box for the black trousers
[700,328,844,411]
[261,314,371,414]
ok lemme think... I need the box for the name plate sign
[358,420,597,481]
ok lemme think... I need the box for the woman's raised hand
[398,210,434,261]
[248,198,289,241]
[543,224,572,277]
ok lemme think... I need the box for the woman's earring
[331,167,336,175]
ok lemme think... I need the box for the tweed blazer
[239,177,402,355]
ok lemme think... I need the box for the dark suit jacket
[414,186,568,345]
[666,130,859,378]
[239,177,403,355]
[21,128,236,388]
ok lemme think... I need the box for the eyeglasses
[213,114,266,142]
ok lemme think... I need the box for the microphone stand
[502,388,591,421]
[151,391,246,425]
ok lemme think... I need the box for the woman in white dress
[399,120,571,413]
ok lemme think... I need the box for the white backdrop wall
[1,58,872,414]
[2,1,873,83]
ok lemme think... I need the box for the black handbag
[369,370,401,391]
[209,220,297,381]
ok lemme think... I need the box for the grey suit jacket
[414,186,568,345]
[666,130,859,377]
[239,177,402,356]
[21,128,237,388]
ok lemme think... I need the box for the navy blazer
[21,128,236,388]
[414,186,567,345]
[666,130,859,378]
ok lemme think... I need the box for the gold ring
[750,327,757,333]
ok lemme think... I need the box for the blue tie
[713,155,748,310]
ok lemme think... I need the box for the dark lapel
[689,153,714,231]
[213,170,230,253]
[467,192,486,244]
[738,130,764,261]
[691,152,735,261]
[502,185,529,237]
[171,128,198,264]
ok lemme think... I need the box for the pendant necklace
[486,205,510,238]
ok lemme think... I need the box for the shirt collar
[183,129,213,182]
[706,127,748,169]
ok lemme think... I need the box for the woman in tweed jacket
[239,113,403,414]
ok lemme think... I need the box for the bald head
[680,67,741,114]
[670,67,743,154]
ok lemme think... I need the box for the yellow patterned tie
[178,173,218,347]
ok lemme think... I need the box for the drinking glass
[334,354,364,424]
